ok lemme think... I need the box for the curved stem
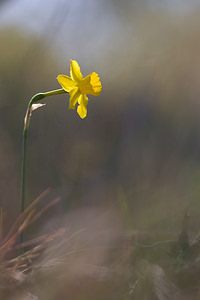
[20,88,67,254]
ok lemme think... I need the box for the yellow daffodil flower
[57,60,102,119]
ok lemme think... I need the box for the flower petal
[57,75,77,92]
[77,94,88,119]
[78,72,102,96]
[70,60,83,82]
[69,88,81,109]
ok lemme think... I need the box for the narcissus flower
[57,60,102,119]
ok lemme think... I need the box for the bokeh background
[1,0,200,298]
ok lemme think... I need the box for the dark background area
[1,0,200,298]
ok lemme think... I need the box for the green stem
[19,126,27,251]
[20,88,67,254]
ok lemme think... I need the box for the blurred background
[1,0,200,298]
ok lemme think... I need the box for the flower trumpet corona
[57,60,102,119]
